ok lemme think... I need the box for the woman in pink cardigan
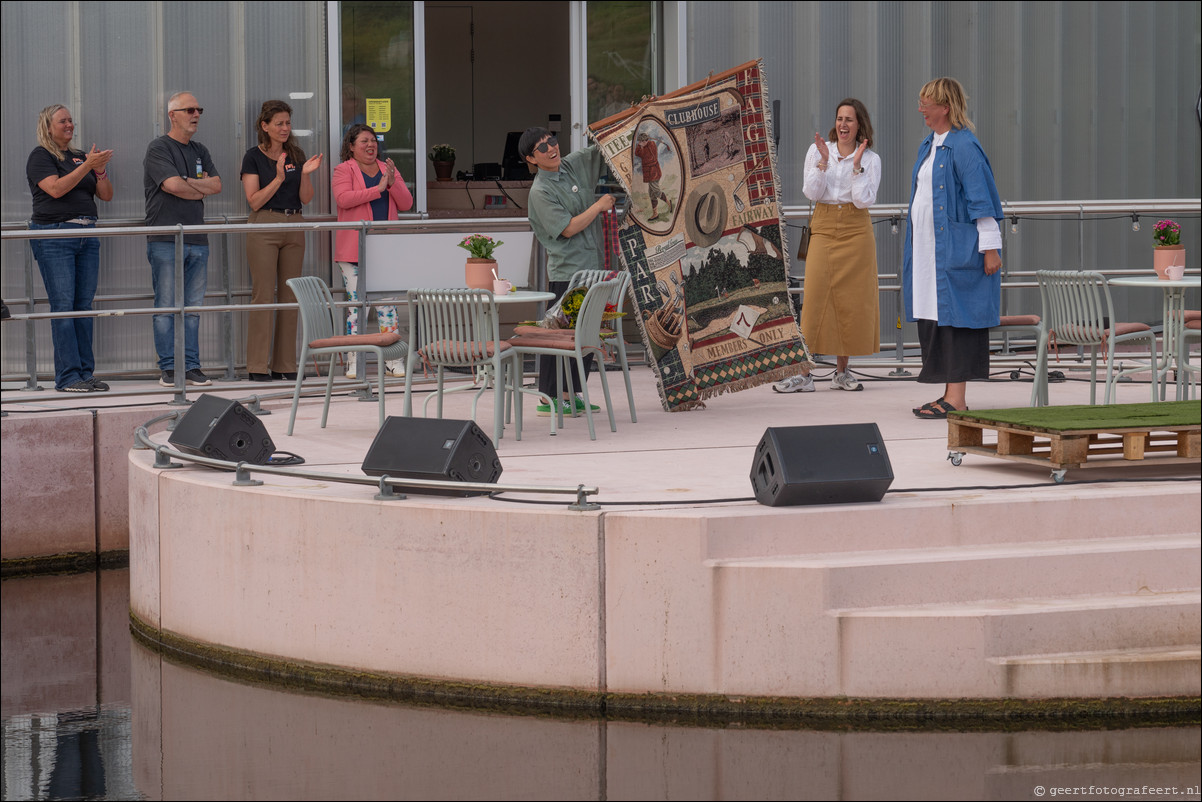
[333,124,414,377]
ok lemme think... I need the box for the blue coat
[902,128,1004,328]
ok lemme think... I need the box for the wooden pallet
[947,417,1200,480]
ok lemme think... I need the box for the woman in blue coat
[903,77,1004,418]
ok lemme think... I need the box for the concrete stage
[4,358,1200,711]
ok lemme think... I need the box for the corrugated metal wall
[3,1,1198,377]
[1,1,330,378]
[687,0,1200,337]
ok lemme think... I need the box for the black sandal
[912,397,945,415]
[913,398,964,419]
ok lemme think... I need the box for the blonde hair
[36,104,71,160]
[919,77,975,132]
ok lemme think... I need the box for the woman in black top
[25,104,114,392]
[240,99,323,381]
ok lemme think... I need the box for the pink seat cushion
[1107,322,1151,337]
[1186,319,1201,331]
[419,340,511,362]
[309,331,401,349]
[997,314,1041,327]
[1184,310,1200,322]
[509,333,576,351]
[512,324,565,336]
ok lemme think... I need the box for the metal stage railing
[3,199,1198,391]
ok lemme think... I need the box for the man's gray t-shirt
[143,135,218,244]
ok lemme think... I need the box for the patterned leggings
[335,261,403,369]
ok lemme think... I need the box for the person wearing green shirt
[521,127,615,416]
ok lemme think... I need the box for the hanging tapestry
[589,59,812,412]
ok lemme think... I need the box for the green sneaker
[537,399,572,417]
[572,396,600,412]
[536,398,600,416]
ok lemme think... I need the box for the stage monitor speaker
[168,393,276,464]
[749,423,893,506]
[362,417,502,496]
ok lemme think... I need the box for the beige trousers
[246,210,305,373]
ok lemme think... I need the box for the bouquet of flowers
[527,285,624,330]
[1153,219,1181,247]
[458,233,503,260]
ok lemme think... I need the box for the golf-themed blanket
[589,59,812,412]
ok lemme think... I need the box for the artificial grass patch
[950,401,1200,432]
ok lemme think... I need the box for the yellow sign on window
[366,98,391,132]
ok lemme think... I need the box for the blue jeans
[30,221,100,389]
[148,241,208,371]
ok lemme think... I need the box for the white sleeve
[801,143,827,202]
[976,216,1002,252]
[850,149,881,208]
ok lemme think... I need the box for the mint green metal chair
[402,288,522,445]
[286,276,407,435]
[507,279,619,440]
[1035,270,1157,405]
[564,269,638,422]
[989,314,1049,406]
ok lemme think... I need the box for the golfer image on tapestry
[633,129,675,222]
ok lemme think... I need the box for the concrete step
[715,535,1200,609]
[835,591,1200,697]
[702,485,1201,562]
[991,646,1202,698]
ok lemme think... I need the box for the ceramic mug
[493,279,513,295]
[1165,264,1185,281]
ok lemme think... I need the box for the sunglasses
[170,107,204,115]
[534,136,558,154]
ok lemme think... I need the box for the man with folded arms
[144,91,221,387]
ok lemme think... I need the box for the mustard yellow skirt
[799,203,879,356]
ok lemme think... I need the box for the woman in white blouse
[774,98,881,394]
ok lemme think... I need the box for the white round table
[1109,275,1200,399]
[491,289,555,305]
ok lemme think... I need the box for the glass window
[340,2,416,190]
[586,1,660,125]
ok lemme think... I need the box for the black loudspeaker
[168,393,276,464]
[749,423,893,506]
[362,417,502,496]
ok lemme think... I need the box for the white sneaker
[345,365,357,380]
[385,361,405,378]
[772,373,815,393]
[831,371,863,391]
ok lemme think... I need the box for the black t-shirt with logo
[240,146,306,211]
[26,147,99,223]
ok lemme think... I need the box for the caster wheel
[1051,469,1066,483]
[947,452,963,467]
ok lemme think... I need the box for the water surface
[3,569,1198,800]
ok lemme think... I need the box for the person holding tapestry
[904,77,1003,419]
[521,126,613,416]
[26,104,114,393]
[241,100,323,382]
[332,124,413,379]
[774,98,881,394]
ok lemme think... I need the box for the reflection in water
[3,569,1200,800]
